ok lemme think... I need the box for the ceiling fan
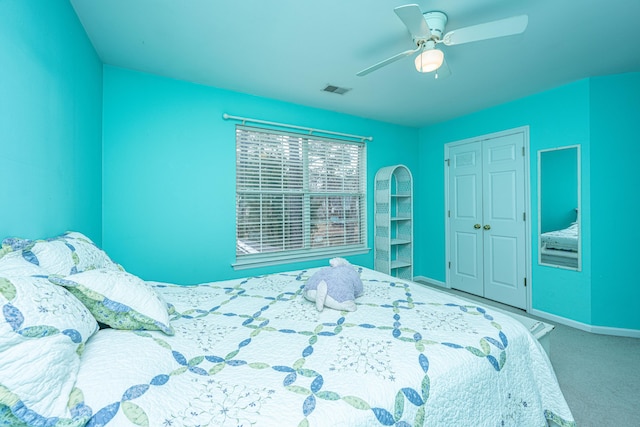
[356,4,528,77]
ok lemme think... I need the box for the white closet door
[449,142,484,296]
[482,133,527,309]
[447,131,527,309]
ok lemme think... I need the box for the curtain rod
[222,113,373,142]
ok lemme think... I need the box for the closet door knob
[474,224,481,229]
[483,224,491,230]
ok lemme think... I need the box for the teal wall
[0,0,103,243]
[416,80,593,325]
[589,73,640,329]
[102,66,419,284]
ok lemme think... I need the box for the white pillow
[51,269,174,336]
[0,335,84,423]
[0,250,47,277]
[0,274,98,425]
[17,231,121,276]
[0,275,98,351]
[0,237,31,260]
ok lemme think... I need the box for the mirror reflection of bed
[540,209,579,268]
[538,145,580,270]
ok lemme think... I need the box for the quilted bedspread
[540,223,579,252]
[74,267,575,427]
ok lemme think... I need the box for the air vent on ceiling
[322,84,351,95]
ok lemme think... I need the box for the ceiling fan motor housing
[424,11,448,40]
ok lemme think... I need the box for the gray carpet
[549,324,640,426]
[414,281,640,426]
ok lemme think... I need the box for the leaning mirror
[538,145,581,270]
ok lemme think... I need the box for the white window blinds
[235,125,367,266]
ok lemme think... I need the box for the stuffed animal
[303,258,364,312]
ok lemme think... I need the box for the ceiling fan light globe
[414,49,444,73]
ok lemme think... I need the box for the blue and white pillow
[0,273,98,426]
[0,250,45,277]
[50,269,174,336]
[0,237,32,259]
[11,231,121,276]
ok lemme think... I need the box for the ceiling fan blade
[356,45,422,76]
[394,4,431,39]
[442,15,528,46]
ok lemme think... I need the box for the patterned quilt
[74,267,575,427]
[540,223,579,252]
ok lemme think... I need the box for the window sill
[232,247,371,270]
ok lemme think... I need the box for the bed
[540,222,579,268]
[0,231,575,427]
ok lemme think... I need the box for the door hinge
[522,146,525,156]
[445,158,450,166]
[448,210,450,218]
[524,277,527,287]
[448,261,451,269]
[523,212,526,221]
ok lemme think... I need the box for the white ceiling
[70,0,640,128]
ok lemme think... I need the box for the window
[235,125,367,268]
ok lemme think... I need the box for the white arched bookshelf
[374,165,413,280]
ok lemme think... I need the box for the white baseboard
[530,309,640,339]
[413,275,447,288]
[412,275,640,339]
